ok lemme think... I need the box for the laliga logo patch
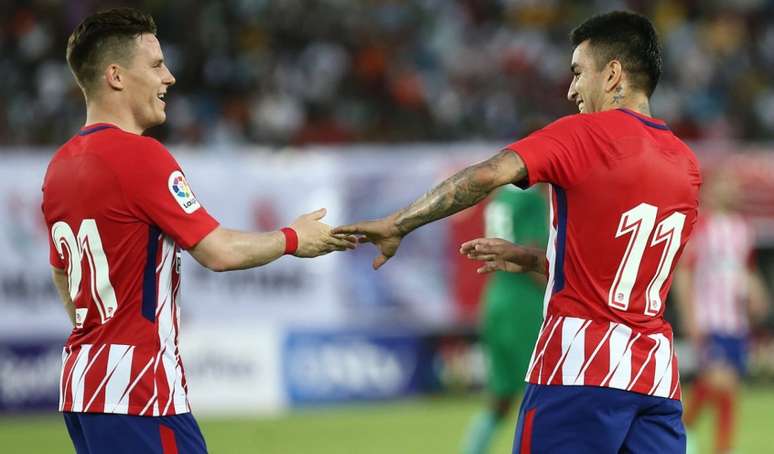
[168,170,201,214]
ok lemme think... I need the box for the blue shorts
[63,412,207,454]
[701,334,747,376]
[513,384,685,454]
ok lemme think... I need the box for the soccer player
[673,170,769,454]
[461,186,548,454]
[334,11,701,453]
[42,8,355,454]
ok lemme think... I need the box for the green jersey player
[462,185,548,454]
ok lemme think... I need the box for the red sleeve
[122,138,219,249]
[505,114,597,189]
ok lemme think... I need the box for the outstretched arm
[393,151,527,235]
[334,151,526,269]
[190,208,357,272]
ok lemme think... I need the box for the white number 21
[52,219,118,325]
[609,203,685,316]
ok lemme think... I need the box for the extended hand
[459,238,545,275]
[332,217,402,269]
[291,208,358,257]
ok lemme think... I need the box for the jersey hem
[524,378,680,400]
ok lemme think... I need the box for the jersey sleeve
[505,115,597,189]
[121,138,219,249]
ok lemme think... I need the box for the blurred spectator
[3,0,774,147]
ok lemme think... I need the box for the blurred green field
[2,387,773,453]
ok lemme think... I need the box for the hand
[459,238,545,274]
[290,208,358,257]
[332,216,402,269]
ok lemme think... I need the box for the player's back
[42,124,216,416]
[509,108,701,399]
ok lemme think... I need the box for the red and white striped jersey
[683,213,755,335]
[42,124,219,415]
[507,109,701,400]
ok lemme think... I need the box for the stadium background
[2,0,774,452]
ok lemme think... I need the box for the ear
[604,59,623,93]
[104,64,124,91]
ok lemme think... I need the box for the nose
[567,81,577,103]
[163,65,176,87]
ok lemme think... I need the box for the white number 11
[608,203,685,316]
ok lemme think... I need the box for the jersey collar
[79,123,118,136]
[617,108,669,131]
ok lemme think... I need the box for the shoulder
[539,113,595,133]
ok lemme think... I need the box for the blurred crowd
[3,0,774,147]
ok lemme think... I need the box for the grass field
[3,387,773,453]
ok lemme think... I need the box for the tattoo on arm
[393,151,525,234]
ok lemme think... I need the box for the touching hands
[332,216,403,269]
[459,237,546,275]
[290,208,358,257]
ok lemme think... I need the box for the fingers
[476,262,499,274]
[326,235,358,250]
[373,254,390,270]
[306,207,327,221]
[331,223,365,235]
[459,239,479,254]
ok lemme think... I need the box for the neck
[602,90,652,117]
[84,98,144,135]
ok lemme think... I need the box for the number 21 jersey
[507,109,701,399]
[42,124,219,416]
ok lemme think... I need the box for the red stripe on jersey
[155,351,171,416]
[542,320,565,386]
[580,322,613,385]
[628,336,658,394]
[82,345,110,412]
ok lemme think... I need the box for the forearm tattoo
[393,151,524,234]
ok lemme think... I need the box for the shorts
[513,384,685,454]
[63,411,208,454]
[700,334,747,376]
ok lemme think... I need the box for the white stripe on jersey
[648,334,673,396]
[157,236,189,415]
[559,318,590,385]
[69,345,92,412]
[542,186,557,318]
[58,349,72,412]
[605,325,635,389]
[103,344,134,413]
[526,316,564,384]
[575,323,616,384]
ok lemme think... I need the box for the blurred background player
[336,10,701,453]
[461,186,548,454]
[43,8,355,454]
[674,169,770,454]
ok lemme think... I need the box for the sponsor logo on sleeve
[168,170,201,214]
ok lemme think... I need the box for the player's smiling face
[123,34,175,130]
[567,40,606,114]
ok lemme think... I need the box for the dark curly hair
[571,11,662,97]
[66,8,157,94]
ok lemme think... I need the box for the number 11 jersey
[42,124,219,416]
[507,109,701,399]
